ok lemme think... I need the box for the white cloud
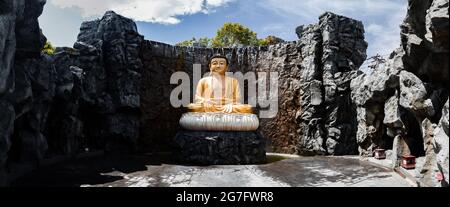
[206,0,234,7]
[49,0,234,24]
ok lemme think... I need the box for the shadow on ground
[11,153,175,187]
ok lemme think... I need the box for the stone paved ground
[12,154,412,187]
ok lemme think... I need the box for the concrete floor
[12,154,413,187]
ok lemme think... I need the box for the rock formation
[0,1,143,185]
[434,100,448,185]
[351,0,448,186]
[49,11,144,154]
[1,0,49,186]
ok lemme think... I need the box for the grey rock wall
[351,0,448,186]
[0,0,49,186]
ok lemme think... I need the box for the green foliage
[212,23,260,47]
[259,35,285,46]
[42,41,55,55]
[176,23,284,48]
[176,38,195,47]
[197,37,212,47]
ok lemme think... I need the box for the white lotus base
[179,113,260,131]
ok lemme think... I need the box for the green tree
[175,23,283,48]
[197,37,212,47]
[259,35,285,46]
[42,41,55,55]
[212,23,260,47]
[176,38,196,47]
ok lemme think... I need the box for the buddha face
[210,58,228,75]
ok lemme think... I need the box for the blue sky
[39,0,408,57]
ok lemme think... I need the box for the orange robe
[188,76,253,114]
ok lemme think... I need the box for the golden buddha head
[209,54,229,76]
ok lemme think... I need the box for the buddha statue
[187,54,253,114]
[180,54,259,131]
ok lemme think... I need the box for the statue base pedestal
[173,131,266,165]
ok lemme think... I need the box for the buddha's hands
[203,99,216,112]
[220,104,234,113]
